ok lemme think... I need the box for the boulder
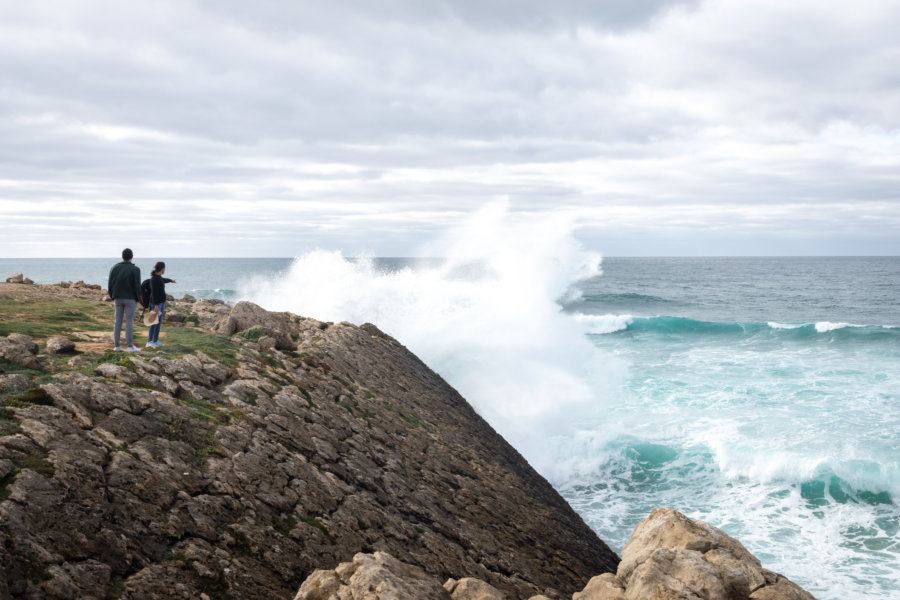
[23,277,35,285]
[294,552,451,600]
[59,281,71,288]
[73,280,85,288]
[47,336,77,354]
[0,373,34,391]
[220,301,296,351]
[444,577,507,599]
[5,273,24,283]
[594,508,816,600]
[181,294,196,303]
[0,333,41,370]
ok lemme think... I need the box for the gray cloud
[1,0,899,257]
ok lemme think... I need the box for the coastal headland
[0,276,815,599]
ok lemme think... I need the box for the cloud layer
[2,0,899,256]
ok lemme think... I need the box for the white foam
[242,201,621,472]
[767,321,807,329]
[815,321,852,332]
[574,313,634,334]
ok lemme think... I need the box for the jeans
[148,302,165,343]
[114,298,137,348]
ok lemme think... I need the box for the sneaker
[154,342,165,347]
[113,346,124,352]
[146,342,156,348]
[126,345,142,353]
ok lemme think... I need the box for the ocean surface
[3,254,899,599]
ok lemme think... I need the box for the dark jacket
[150,274,173,306]
[108,261,141,300]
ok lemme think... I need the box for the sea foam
[243,201,620,473]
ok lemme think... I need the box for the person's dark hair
[151,261,165,276]
[122,248,133,261]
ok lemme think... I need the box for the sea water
[3,244,898,598]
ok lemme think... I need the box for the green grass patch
[161,415,226,462]
[0,447,54,499]
[271,513,298,536]
[298,387,316,408]
[0,407,21,436]
[154,327,240,368]
[0,297,106,338]
[299,516,333,541]
[180,396,229,424]
[363,390,375,399]
[237,327,266,342]
[183,314,200,326]
[0,386,54,408]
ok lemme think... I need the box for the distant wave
[576,314,900,342]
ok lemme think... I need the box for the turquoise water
[4,255,899,598]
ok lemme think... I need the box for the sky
[1,0,899,257]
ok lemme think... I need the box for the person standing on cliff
[108,248,142,352]
[146,261,175,348]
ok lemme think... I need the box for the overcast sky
[2,0,899,257]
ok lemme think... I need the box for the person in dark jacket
[146,261,175,347]
[108,248,142,352]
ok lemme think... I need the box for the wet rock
[46,336,77,354]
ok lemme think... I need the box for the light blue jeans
[114,298,137,348]
[148,302,165,343]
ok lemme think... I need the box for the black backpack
[139,279,152,309]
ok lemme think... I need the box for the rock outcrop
[297,510,817,600]
[0,291,618,599]
[574,508,816,600]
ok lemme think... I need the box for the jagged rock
[445,577,507,599]
[46,336,77,354]
[295,552,451,600]
[181,294,196,303]
[85,283,101,290]
[603,508,815,600]
[58,281,71,288]
[5,273,24,283]
[220,301,296,350]
[573,573,625,600]
[23,277,35,285]
[0,296,619,600]
[0,334,41,370]
[165,312,186,323]
[0,374,34,391]
[73,280,85,288]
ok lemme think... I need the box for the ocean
[2,252,898,599]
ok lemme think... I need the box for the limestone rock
[5,273,24,283]
[220,301,296,350]
[445,577,507,599]
[0,333,41,369]
[0,373,34,391]
[0,296,618,599]
[181,294,196,303]
[591,508,816,600]
[23,277,35,285]
[46,336,77,354]
[573,574,625,600]
[295,552,451,600]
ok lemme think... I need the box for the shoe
[154,342,165,347]
[126,346,142,353]
[113,346,124,352]
[146,342,156,348]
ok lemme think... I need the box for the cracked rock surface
[0,298,618,600]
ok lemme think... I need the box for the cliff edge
[0,281,618,599]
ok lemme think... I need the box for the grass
[154,327,240,368]
[0,447,54,499]
[0,407,21,436]
[0,386,55,409]
[0,297,107,338]
[299,516,333,541]
[271,513,298,536]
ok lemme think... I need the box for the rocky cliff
[0,281,619,599]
